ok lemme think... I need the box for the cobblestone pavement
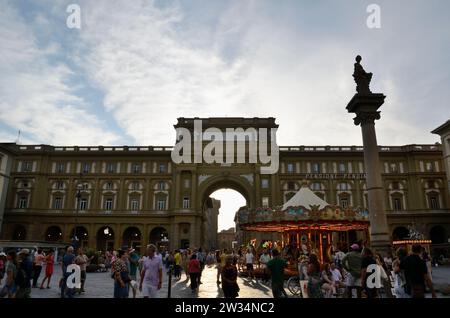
[2,264,449,298]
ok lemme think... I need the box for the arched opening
[123,227,142,250]
[70,226,89,248]
[97,226,115,252]
[430,226,447,244]
[12,225,26,240]
[393,226,409,240]
[149,227,169,251]
[45,226,63,242]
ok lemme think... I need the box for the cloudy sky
[1,0,449,230]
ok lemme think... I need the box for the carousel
[237,184,370,264]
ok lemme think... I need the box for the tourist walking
[16,249,32,298]
[188,254,201,293]
[75,248,89,293]
[259,249,271,283]
[342,244,362,298]
[221,255,239,298]
[32,249,45,288]
[392,248,409,298]
[267,249,288,298]
[197,248,206,285]
[139,244,163,298]
[40,250,54,289]
[61,246,76,298]
[113,249,130,298]
[174,249,182,279]
[128,248,140,298]
[400,244,436,298]
[183,249,191,282]
[245,248,255,280]
[360,248,378,298]
[307,254,323,298]
[1,251,17,298]
[215,250,222,284]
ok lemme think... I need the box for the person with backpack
[15,249,32,298]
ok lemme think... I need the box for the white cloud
[0,2,121,145]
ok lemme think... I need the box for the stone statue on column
[353,55,373,95]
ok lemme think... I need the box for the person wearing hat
[342,244,362,298]
[127,247,139,298]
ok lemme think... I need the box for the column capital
[346,93,386,126]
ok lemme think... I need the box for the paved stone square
[2,264,449,298]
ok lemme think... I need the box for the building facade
[0,117,449,254]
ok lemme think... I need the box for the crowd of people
[0,241,440,299]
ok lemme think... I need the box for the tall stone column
[347,94,390,254]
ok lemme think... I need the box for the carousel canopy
[237,183,369,232]
[282,185,330,210]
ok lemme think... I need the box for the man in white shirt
[245,249,254,279]
[139,244,163,298]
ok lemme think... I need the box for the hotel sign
[305,173,367,179]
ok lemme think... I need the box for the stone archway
[197,174,253,209]
[197,174,252,250]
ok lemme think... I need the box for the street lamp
[73,183,83,249]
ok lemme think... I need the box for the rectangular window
[312,162,321,173]
[131,181,139,190]
[106,162,116,173]
[104,198,113,211]
[18,196,28,209]
[131,199,139,211]
[261,179,269,189]
[340,198,348,209]
[339,183,348,191]
[262,197,269,208]
[132,163,141,174]
[106,182,113,190]
[56,181,64,190]
[430,197,439,209]
[159,163,167,173]
[82,163,90,174]
[56,162,65,173]
[22,161,32,172]
[80,198,88,211]
[287,163,294,173]
[339,163,346,173]
[393,198,402,211]
[158,181,165,190]
[390,163,397,173]
[157,199,166,210]
[311,182,321,191]
[183,197,190,209]
[53,197,63,209]
[426,162,433,172]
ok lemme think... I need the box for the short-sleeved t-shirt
[62,253,75,272]
[174,253,182,266]
[75,254,89,271]
[267,257,287,285]
[400,254,427,287]
[142,255,163,286]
